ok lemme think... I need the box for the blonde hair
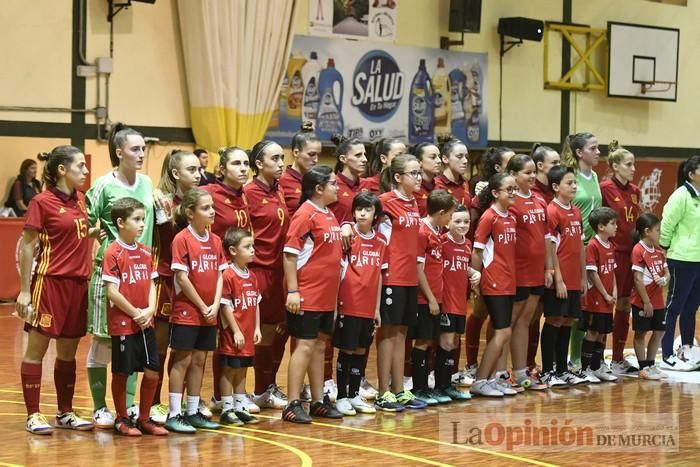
[561,132,594,169]
[607,140,633,169]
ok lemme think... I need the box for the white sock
[168,393,182,418]
[233,394,247,411]
[221,395,234,412]
[186,395,200,416]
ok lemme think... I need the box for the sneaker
[540,371,568,389]
[443,385,472,401]
[282,400,312,424]
[495,374,518,395]
[515,370,547,391]
[26,412,53,435]
[164,414,197,433]
[594,367,618,382]
[210,397,223,415]
[451,369,474,387]
[427,388,452,404]
[323,379,338,402]
[300,384,312,402]
[402,376,413,391]
[335,398,357,416]
[186,411,221,429]
[197,399,213,419]
[395,390,428,409]
[428,371,435,389]
[639,366,662,381]
[464,364,478,380]
[567,361,581,373]
[310,395,343,419]
[92,406,115,429]
[374,391,405,412]
[651,365,668,379]
[359,377,379,400]
[560,371,586,386]
[56,411,94,431]
[470,379,503,397]
[137,418,169,436]
[235,394,261,414]
[271,384,289,403]
[254,384,288,409]
[660,355,695,372]
[349,395,376,414]
[113,416,141,436]
[412,389,439,405]
[234,408,259,424]
[679,346,700,370]
[611,360,639,376]
[582,368,601,384]
[150,403,168,424]
[126,405,139,420]
[505,372,525,393]
[220,410,244,426]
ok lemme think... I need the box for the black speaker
[498,17,544,42]
[131,0,156,3]
[449,0,482,33]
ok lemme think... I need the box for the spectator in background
[5,158,41,216]
[195,149,217,186]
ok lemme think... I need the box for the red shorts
[615,251,633,298]
[154,275,174,321]
[251,266,285,324]
[26,275,88,339]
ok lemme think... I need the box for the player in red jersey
[279,123,321,216]
[630,214,669,380]
[361,138,406,194]
[468,147,515,197]
[165,189,226,433]
[413,143,441,217]
[333,192,386,416]
[282,166,344,423]
[103,198,168,436]
[469,174,518,397]
[375,154,426,411]
[539,166,588,389]
[244,140,292,409]
[435,138,471,207]
[218,228,262,425]
[17,146,96,435]
[600,141,642,376]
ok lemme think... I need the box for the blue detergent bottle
[408,59,435,144]
[315,58,344,140]
[448,67,467,139]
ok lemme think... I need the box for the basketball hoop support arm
[543,22,607,91]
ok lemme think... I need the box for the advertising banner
[308,0,398,42]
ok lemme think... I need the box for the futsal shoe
[451,370,474,387]
[374,391,405,412]
[323,379,338,402]
[220,410,244,427]
[611,359,639,376]
[197,399,213,419]
[412,389,439,405]
[427,388,452,404]
[495,374,518,395]
[254,384,288,409]
[137,418,169,436]
[282,400,312,424]
[234,408,259,424]
[359,377,379,400]
[349,395,376,414]
[443,386,472,401]
[560,371,587,386]
[540,371,568,389]
[679,345,700,370]
[395,390,428,409]
[187,411,221,429]
[515,370,547,391]
[470,380,503,397]
[335,398,357,416]
[150,403,169,424]
[56,411,94,431]
[234,394,260,414]
[660,354,695,372]
[164,414,197,434]
[593,367,618,382]
[113,416,141,436]
[639,366,662,381]
[582,368,601,384]
[25,413,53,435]
[310,394,343,419]
[92,406,115,429]
[126,405,139,419]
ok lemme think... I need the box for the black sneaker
[282,400,312,424]
[309,395,343,419]
[234,409,259,424]
[220,410,243,426]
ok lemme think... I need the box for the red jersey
[338,226,388,319]
[600,178,641,254]
[547,199,584,290]
[171,226,228,326]
[510,192,548,287]
[583,236,617,313]
[378,190,421,286]
[24,188,91,280]
[630,241,668,310]
[442,233,472,315]
[102,239,157,336]
[284,201,343,312]
[329,172,362,223]
[474,206,517,296]
[152,195,181,278]
[203,182,251,239]
[532,179,555,205]
[361,174,381,195]
[417,219,444,304]
[279,166,303,216]
[435,173,471,207]
[219,266,260,357]
[414,178,435,217]
[244,179,290,269]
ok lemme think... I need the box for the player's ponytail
[633,212,661,244]
[173,187,209,231]
[478,173,509,213]
[108,122,142,168]
[37,145,82,188]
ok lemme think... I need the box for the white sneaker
[560,371,586,386]
[452,369,475,387]
[680,346,700,370]
[324,379,338,402]
[92,406,115,429]
[495,374,518,396]
[593,367,618,382]
[235,394,260,414]
[26,412,53,435]
[428,371,435,389]
[335,397,356,416]
[464,364,478,380]
[470,379,503,397]
[149,403,168,424]
[359,377,378,400]
[403,376,413,391]
[639,366,661,380]
[300,384,312,402]
[126,405,139,419]
[209,397,223,414]
[611,359,639,376]
[583,368,601,384]
[652,365,668,379]
[198,399,213,418]
[56,411,94,431]
[660,354,695,372]
[254,384,287,409]
[349,395,376,414]
[540,371,568,388]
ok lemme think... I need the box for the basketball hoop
[640,80,676,94]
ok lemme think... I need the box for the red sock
[111,373,128,419]
[527,320,541,368]
[323,340,334,381]
[21,361,42,415]
[154,353,167,405]
[212,350,222,400]
[54,359,76,414]
[254,345,274,395]
[465,315,485,366]
[403,338,413,377]
[271,328,288,378]
[138,375,159,422]
[612,308,630,361]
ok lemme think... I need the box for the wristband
[288,289,299,294]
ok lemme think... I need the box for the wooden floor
[0,303,696,467]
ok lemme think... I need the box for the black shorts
[169,324,217,351]
[287,311,334,340]
[379,285,418,327]
[112,328,160,375]
[515,286,545,302]
[439,313,466,334]
[332,315,375,351]
[542,289,582,319]
[483,295,514,330]
[220,355,254,369]
[578,311,613,333]
[631,305,666,332]
[409,304,440,340]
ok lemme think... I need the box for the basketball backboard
[607,21,679,101]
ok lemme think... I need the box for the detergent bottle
[448,67,467,139]
[408,59,435,144]
[432,57,451,137]
[466,60,483,144]
[286,51,307,119]
[315,58,344,140]
[301,51,323,123]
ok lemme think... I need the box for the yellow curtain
[177,0,299,151]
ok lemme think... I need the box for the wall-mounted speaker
[448,0,482,33]
[497,17,544,42]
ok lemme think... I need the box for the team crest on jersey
[39,313,52,328]
[160,303,172,317]
[631,194,638,204]
[59,207,66,214]
[225,198,232,205]
[262,198,269,204]
[343,191,350,197]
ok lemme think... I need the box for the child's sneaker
[114,416,141,436]
[395,390,428,409]
[374,391,405,412]
[349,395,376,414]
[137,418,169,436]
[310,395,343,419]
[282,400,312,424]
[593,367,618,382]
[234,408,259,424]
[26,412,53,435]
[540,371,568,388]
[55,411,94,431]
[582,368,601,384]
[470,380,503,397]
[92,406,115,429]
[495,374,518,395]
[515,370,546,391]
[560,371,586,386]
[335,398,357,416]
[165,414,196,433]
[220,410,244,426]
[451,369,474,387]
[186,411,221,429]
[254,384,288,409]
[359,377,378,400]
[443,385,471,401]
[427,388,452,404]
[412,389,439,405]
[234,394,261,414]
[611,359,639,376]
[150,403,169,424]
